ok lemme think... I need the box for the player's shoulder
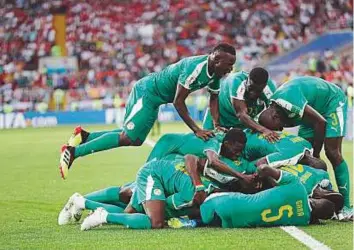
[223,71,248,86]
[181,55,208,66]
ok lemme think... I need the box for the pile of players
[58,43,352,230]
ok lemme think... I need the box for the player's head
[309,198,336,223]
[209,43,236,78]
[258,103,287,131]
[312,187,344,214]
[245,67,269,101]
[221,128,247,160]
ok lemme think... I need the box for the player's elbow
[151,220,164,229]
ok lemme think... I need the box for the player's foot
[68,126,89,147]
[81,207,108,231]
[58,193,84,225]
[59,145,75,179]
[167,217,197,229]
[338,206,353,221]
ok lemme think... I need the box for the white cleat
[81,207,108,231]
[58,193,84,225]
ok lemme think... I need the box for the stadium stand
[0,0,353,112]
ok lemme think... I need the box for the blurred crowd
[0,0,353,112]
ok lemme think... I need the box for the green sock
[106,213,151,229]
[74,132,120,158]
[335,160,351,207]
[84,200,124,213]
[84,186,120,203]
[87,129,123,142]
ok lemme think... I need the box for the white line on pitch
[144,137,332,250]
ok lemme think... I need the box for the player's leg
[324,137,351,207]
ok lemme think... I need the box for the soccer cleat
[167,217,197,229]
[81,207,108,231]
[58,193,84,225]
[68,126,89,147]
[59,145,75,179]
[339,206,353,221]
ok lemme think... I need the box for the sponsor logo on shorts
[127,122,135,130]
[154,189,162,196]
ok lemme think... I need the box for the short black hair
[223,128,247,145]
[212,43,236,56]
[249,67,269,85]
[310,198,336,221]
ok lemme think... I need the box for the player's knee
[324,145,342,166]
[150,219,164,229]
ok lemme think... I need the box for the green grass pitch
[0,123,352,249]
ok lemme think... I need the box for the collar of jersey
[206,56,214,79]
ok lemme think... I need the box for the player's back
[243,129,311,161]
[273,76,343,114]
[200,172,311,227]
[145,55,209,104]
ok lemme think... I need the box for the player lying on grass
[146,128,256,184]
[244,109,327,170]
[202,67,279,142]
[265,76,352,216]
[170,165,344,228]
[80,155,227,230]
[59,43,236,180]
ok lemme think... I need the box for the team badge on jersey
[154,189,162,196]
[127,122,135,130]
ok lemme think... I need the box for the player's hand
[214,125,229,133]
[193,190,207,206]
[194,129,215,141]
[241,173,257,185]
[262,129,280,143]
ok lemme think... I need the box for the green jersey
[133,158,217,218]
[271,76,345,119]
[280,164,330,195]
[144,55,220,105]
[204,156,256,184]
[215,71,276,128]
[243,129,313,167]
[146,132,224,162]
[201,171,311,228]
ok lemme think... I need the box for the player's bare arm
[184,154,207,205]
[209,93,226,132]
[205,150,255,184]
[174,84,214,141]
[233,99,279,142]
[302,105,326,158]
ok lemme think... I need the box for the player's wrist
[195,184,206,192]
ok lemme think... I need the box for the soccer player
[146,128,255,184]
[59,43,236,179]
[265,76,352,215]
[199,165,343,228]
[80,155,218,230]
[244,109,327,170]
[202,68,279,142]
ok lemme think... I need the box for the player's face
[245,78,266,101]
[213,52,236,78]
[226,141,245,160]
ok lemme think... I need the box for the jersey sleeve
[208,77,220,94]
[262,79,277,106]
[271,87,307,118]
[275,171,298,186]
[230,79,247,101]
[177,61,205,90]
[202,138,221,156]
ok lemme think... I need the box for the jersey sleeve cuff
[178,82,191,90]
[208,87,220,94]
[275,170,283,184]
